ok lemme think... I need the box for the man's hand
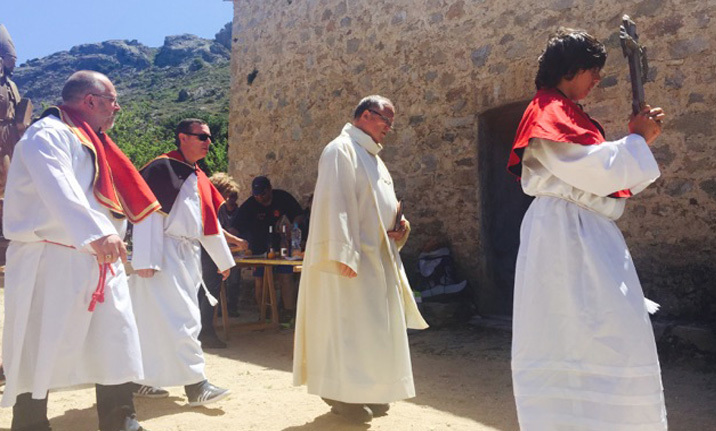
[387,219,408,242]
[89,234,127,265]
[219,268,231,280]
[628,105,665,145]
[338,263,357,278]
[224,229,249,250]
[135,269,157,278]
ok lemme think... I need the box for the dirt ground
[1,288,715,431]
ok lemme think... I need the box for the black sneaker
[132,384,169,399]
[0,364,5,387]
[367,403,390,417]
[279,309,296,328]
[185,380,231,407]
[327,399,373,423]
[199,333,228,349]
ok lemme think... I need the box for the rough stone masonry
[228,0,716,323]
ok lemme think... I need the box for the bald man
[1,70,159,431]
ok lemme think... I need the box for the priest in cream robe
[2,71,160,431]
[129,118,238,407]
[507,29,668,430]
[293,95,428,423]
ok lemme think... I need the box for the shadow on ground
[208,324,519,430]
[281,412,371,431]
[44,396,226,431]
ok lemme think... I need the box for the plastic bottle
[291,222,302,257]
[280,224,289,257]
[267,225,275,258]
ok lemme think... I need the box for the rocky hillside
[12,22,232,120]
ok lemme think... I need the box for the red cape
[507,89,631,198]
[140,150,225,236]
[55,106,161,222]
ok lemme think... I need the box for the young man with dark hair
[508,28,667,430]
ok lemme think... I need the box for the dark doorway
[477,100,533,316]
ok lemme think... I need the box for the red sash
[57,106,161,221]
[144,150,225,236]
[507,89,632,198]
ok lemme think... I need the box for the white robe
[1,116,143,406]
[512,135,668,430]
[292,123,428,404]
[129,174,234,387]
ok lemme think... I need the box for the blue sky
[2,0,234,65]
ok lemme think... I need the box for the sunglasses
[184,132,212,141]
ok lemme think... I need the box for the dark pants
[200,248,222,337]
[12,393,50,431]
[200,248,240,337]
[95,383,136,431]
[12,383,136,431]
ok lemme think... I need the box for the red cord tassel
[88,263,115,312]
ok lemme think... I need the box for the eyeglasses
[183,132,212,141]
[368,109,394,130]
[90,93,119,107]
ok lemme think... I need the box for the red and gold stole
[56,105,161,222]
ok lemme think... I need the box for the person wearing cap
[233,175,304,322]
[2,70,159,431]
[292,95,428,423]
[129,118,243,407]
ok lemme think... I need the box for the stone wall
[229,0,716,322]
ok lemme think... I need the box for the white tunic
[292,123,428,404]
[512,135,668,430]
[129,174,234,388]
[1,116,143,406]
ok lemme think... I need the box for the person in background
[199,172,244,348]
[211,172,242,236]
[507,28,667,430]
[234,176,304,323]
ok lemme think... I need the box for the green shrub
[111,102,228,174]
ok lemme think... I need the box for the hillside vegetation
[13,23,232,174]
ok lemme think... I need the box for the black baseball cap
[252,176,271,195]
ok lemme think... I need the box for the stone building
[228,0,716,323]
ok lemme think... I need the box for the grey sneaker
[185,380,231,407]
[132,385,169,399]
[367,403,390,417]
[327,399,373,423]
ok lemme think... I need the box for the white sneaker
[185,380,231,407]
[133,385,169,399]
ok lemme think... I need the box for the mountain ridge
[9,22,234,174]
[13,22,232,119]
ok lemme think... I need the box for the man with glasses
[2,70,159,431]
[129,118,237,407]
[292,95,428,423]
[233,175,304,323]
